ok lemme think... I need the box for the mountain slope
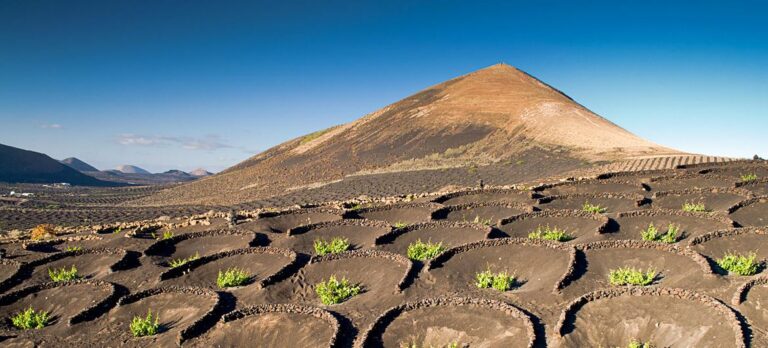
[190,168,213,177]
[141,64,681,205]
[115,165,151,174]
[0,144,115,186]
[60,157,99,172]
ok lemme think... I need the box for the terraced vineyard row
[0,161,766,347]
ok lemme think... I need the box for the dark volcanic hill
[60,157,99,172]
[85,169,199,186]
[0,143,114,186]
[141,64,682,206]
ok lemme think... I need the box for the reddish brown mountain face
[141,64,680,206]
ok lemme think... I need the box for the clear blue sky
[1,1,766,172]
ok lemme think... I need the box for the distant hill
[115,165,151,174]
[141,63,682,206]
[60,157,99,172]
[163,169,195,179]
[0,143,115,186]
[190,168,213,177]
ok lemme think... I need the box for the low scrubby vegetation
[315,275,361,305]
[472,215,492,226]
[161,230,174,240]
[31,224,56,240]
[65,246,83,252]
[628,340,654,348]
[528,225,573,242]
[407,240,446,261]
[681,202,707,212]
[314,237,351,256]
[393,222,408,229]
[717,251,760,276]
[48,265,79,282]
[609,267,657,286]
[130,310,160,337]
[640,223,679,243]
[582,202,607,213]
[10,307,49,330]
[216,267,250,288]
[168,252,200,268]
[741,173,758,182]
[475,269,517,291]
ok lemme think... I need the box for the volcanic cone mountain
[60,157,99,172]
[142,64,680,206]
[0,143,114,186]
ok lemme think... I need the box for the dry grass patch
[31,224,56,240]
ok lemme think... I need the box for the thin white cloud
[117,134,236,152]
[40,123,63,129]
[118,134,166,146]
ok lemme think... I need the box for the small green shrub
[741,173,758,182]
[472,215,492,226]
[161,230,174,240]
[475,269,516,291]
[640,223,679,243]
[130,310,160,337]
[528,225,573,242]
[10,307,49,330]
[216,267,250,288]
[682,202,707,212]
[717,252,760,276]
[628,340,654,348]
[393,222,408,229]
[313,237,351,256]
[168,252,200,268]
[48,265,79,282]
[65,246,82,252]
[315,275,361,305]
[407,240,445,261]
[582,202,607,213]
[609,267,657,286]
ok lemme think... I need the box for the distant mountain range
[57,157,212,185]
[0,143,212,186]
